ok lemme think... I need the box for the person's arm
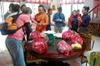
[24,22,32,40]
[42,14,49,26]
[34,14,37,22]
[68,16,72,28]
[23,15,32,41]
[62,14,65,22]
[4,12,10,20]
[53,13,57,22]
[32,19,37,24]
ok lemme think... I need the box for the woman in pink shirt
[6,5,32,66]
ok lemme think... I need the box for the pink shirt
[8,14,31,41]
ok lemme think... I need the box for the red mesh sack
[57,40,72,56]
[62,29,73,40]
[71,33,83,45]
[32,38,48,54]
[30,31,41,40]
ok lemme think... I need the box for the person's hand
[59,19,62,22]
[63,22,66,26]
[42,23,46,26]
[56,19,61,21]
[62,20,65,22]
[59,19,64,22]
[38,22,43,25]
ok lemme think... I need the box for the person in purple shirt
[79,6,91,32]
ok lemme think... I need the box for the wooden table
[26,37,83,62]
[24,34,91,66]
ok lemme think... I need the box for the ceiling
[0,0,85,4]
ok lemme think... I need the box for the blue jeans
[6,37,26,66]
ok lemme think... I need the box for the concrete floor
[0,51,12,66]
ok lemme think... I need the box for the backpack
[32,38,48,54]
[1,13,21,35]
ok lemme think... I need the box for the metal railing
[89,3,100,20]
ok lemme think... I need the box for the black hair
[11,4,20,12]
[38,5,46,12]
[83,6,90,12]
[9,3,14,9]
[22,7,32,14]
[77,9,80,12]
[48,8,52,12]
[58,7,62,10]
[73,10,77,12]
[21,4,26,9]
[38,5,44,8]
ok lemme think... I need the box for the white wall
[84,0,94,18]
[84,0,94,10]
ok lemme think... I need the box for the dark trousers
[71,24,78,32]
[46,25,51,31]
